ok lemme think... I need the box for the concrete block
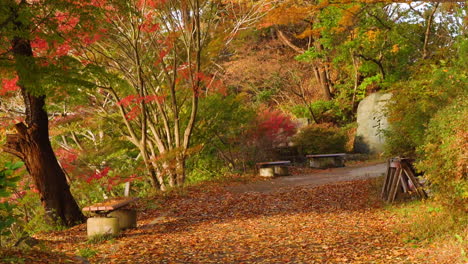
[87,217,120,237]
[259,167,274,177]
[274,166,289,176]
[108,209,137,229]
[309,157,344,169]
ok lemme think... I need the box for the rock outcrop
[354,92,392,154]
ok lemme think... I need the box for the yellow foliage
[391,44,399,53]
[365,29,379,42]
[261,6,314,27]
[339,5,360,26]
[296,28,322,39]
[260,1,319,27]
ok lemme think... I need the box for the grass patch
[391,201,467,243]
[77,247,99,259]
[0,255,26,264]
[86,233,119,244]
[389,200,467,263]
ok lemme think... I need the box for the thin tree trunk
[3,36,84,227]
[422,3,439,59]
[176,157,186,186]
[313,40,332,100]
[277,29,332,100]
[312,65,332,100]
[351,52,360,109]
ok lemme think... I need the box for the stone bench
[306,153,346,169]
[83,197,138,237]
[256,161,291,177]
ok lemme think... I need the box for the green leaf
[6,161,24,171]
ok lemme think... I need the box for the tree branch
[276,29,304,54]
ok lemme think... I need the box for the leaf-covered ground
[3,166,455,264]
[26,177,424,263]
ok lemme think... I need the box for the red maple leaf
[1,75,20,95]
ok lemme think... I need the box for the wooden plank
[391,168,403,203]
[381,159,392,199]
[401,162,427,199]
[389,159,401,168]
[403,168,419,195]
[386,168,397,202]
[83,197,139,212]
[384,167,397,201]
[256,161,291,167]
[306,153,346,158]
[388,168,402,203]
[400,175,409,193]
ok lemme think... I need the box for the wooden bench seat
[256,161,291,177]
[306,153,346,169]
[83,197,138,213]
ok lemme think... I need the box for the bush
[385,39,467,157]
[416,97,467,209]
[293,123,347,155]
[187,93,256,176]
[310,100,347,124]
[0,162,22,246]
[384,39,467,210]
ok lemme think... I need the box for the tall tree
[78,0,264,190]
[0,0,104,226]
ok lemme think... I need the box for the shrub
[310,100,347,124]
[244,108,297,163]
[187,93,256,176]
[384,39,467,209]
[385,39,467,157]
[292,123,347,155]
[252,108,297,146]
[0,162,22,246]
[416,97,467,209]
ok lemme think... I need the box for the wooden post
[388,167,403,203]
[381,159,392,199]
[401,162,427,199]
[124,182,130,197]
[400,174,409,193]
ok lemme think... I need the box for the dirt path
[228,162,387,193]
[36,162,427,264]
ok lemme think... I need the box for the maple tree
[72,0,214,190]
[0,0,108,226]
[68,0,271,190]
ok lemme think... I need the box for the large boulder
[354,92,392,154]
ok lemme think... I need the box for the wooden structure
[83,197,139,237]
[381,158,427,203]
[256,161,291,177]
[306,153,346,169]
[83,197,138,214]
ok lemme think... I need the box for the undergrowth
[390,200,467,263]
[370,175,467,263]
[86,233,119,244]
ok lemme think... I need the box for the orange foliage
[296,27,322,39]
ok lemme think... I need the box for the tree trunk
[175,156,186,186]
[422,3,439,59]
[3,37,85,227]
[312,65,332,100]
[313,40,332,100]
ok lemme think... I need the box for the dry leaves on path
[29,179,423,263]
